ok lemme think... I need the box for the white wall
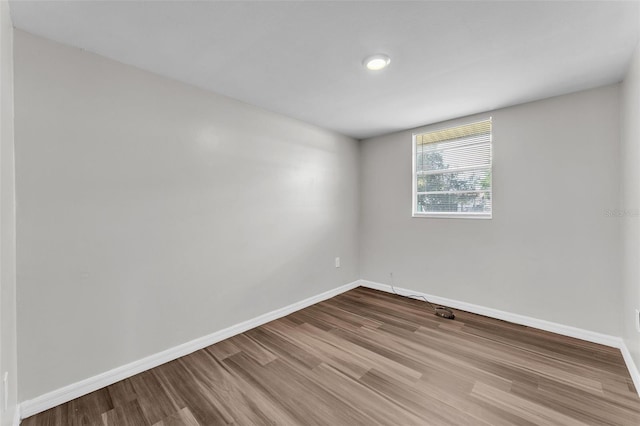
[621,42,640,371]
[0,1,17,424]
[359,85,622,336]
[14,30,360,401]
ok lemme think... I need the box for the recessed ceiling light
[363,54,391,71]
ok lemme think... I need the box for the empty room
[1,0,640,425]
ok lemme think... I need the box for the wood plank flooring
[23,287,640,425]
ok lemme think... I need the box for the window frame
[411,118,493,219]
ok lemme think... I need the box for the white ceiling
[9,0,640,139]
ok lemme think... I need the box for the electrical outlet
[335,257,340,268]
[636,309,640,333]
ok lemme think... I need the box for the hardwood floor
[23,287,640,425]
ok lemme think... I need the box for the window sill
[412,212,492,220]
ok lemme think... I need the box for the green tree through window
[414,119,492,217]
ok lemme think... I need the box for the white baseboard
[18,278,640,418]
[620,341,640,397]
[19,280,360,419]
[360,280,621,347]
[360,279,640,397]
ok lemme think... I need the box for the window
[412,118,492,218]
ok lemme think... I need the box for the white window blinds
[413,118,492,218]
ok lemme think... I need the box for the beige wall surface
[359,84,622,336]
[14,30,360,401]
[0,1,18,424]
[621,41,640,371]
